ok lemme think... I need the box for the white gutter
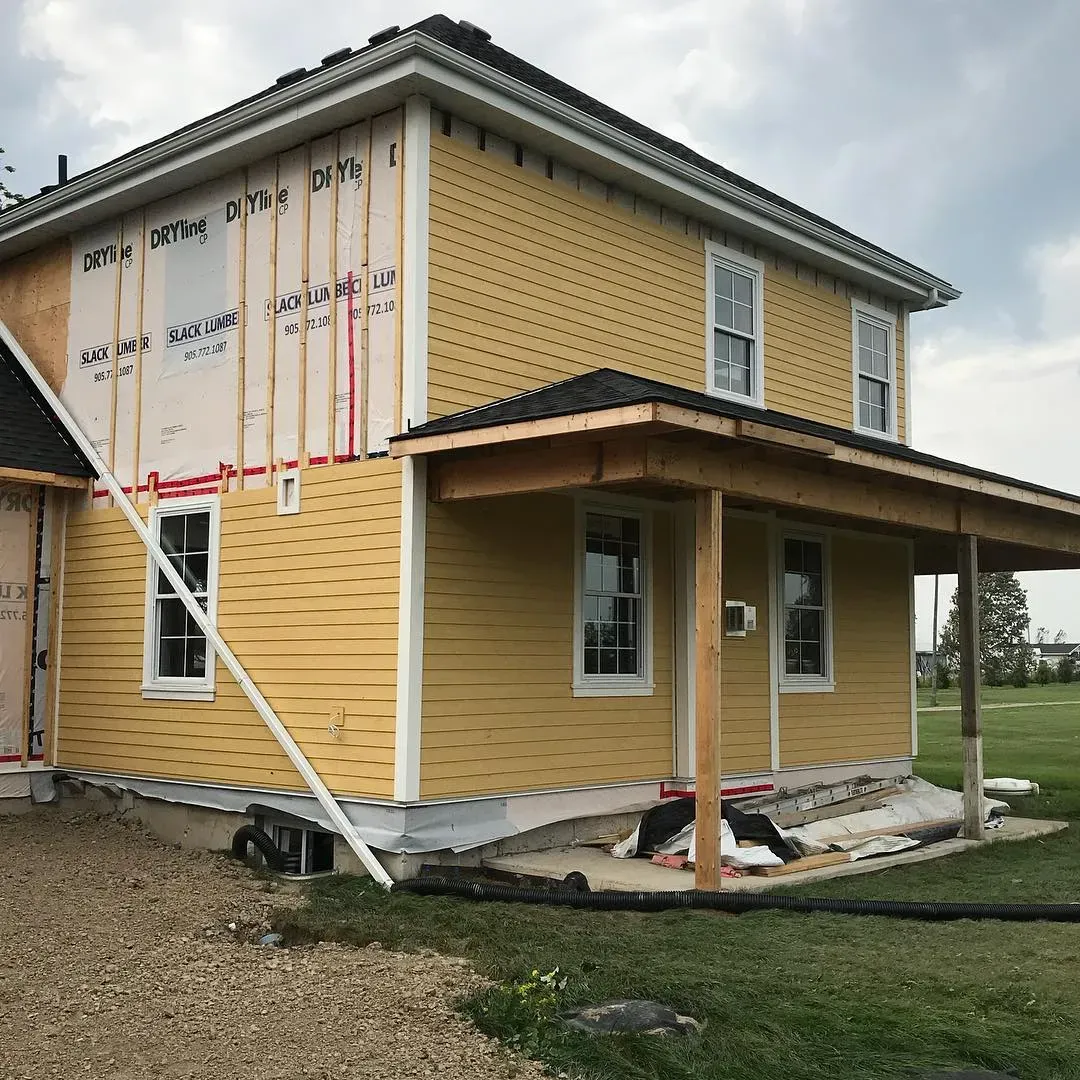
[0,32,957,305]
[0,318,394,889]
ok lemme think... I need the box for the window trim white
[851,299,899,442]
[776,529,834,694]
[141,494,222,702]
[573,500,654,697]
[705,241,766,408]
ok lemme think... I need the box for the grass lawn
[277,706,1080,1080]
[916,681,1080,709]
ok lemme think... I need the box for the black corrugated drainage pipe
[394,876,1080,922]
[232,825,287,872]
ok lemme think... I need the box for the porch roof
[390,369,1080,575]
[0,336,92,488]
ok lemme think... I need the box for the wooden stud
[694,489,722,890]
[297,142,312,466]
[358,122,373,459]
[132,211,147,502]
[327,131,341,463]
[107,221,124,498]
[42,492,64,767]
[266,156,280,486]
[147,471,158,507]
[957,533,984,841]
[20,487,41,767]
[394,114,405,437]
[236,168,249,490]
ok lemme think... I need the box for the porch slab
[482,817,1068,892]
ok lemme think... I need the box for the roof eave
[0,29,959,305]
[0,33,432,261]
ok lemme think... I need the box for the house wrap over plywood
[3,14,1080,879]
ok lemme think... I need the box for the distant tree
[941,572,1033,686]
[1036,660,1052,686]
[934,662,951,691]
[0,147,22,210]
[1055,629,1069,645]
[1060,655,1076,684]
[1036,627,1048,644]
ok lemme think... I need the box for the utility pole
[930,574,940,707]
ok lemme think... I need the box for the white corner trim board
[0,317,394,889]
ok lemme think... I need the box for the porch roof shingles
[0,339,93,478]
[392,367,1080,510]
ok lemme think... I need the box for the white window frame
[141,495,221,702]
[851,299,898,441]
[705,241,766,408]
[573,500,654,697]
[776,529,834,694]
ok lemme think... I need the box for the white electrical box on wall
[276,468,301,516]
[725,601,757,637]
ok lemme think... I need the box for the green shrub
[1036,660,1052,686]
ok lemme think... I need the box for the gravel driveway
[0,808,541,1080]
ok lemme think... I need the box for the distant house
[1032,642,1080,669]
[915,651,936,678]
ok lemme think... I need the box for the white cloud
[912,229,1080,645]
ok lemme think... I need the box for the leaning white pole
[1,319,394,889]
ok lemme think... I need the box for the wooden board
[818,818,962,845]
[750,851,851,876]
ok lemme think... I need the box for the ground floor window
[142,497,220,700]
[779,532,833,691]
[574,505,653,696]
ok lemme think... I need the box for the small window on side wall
[142,497,221,701]
[574,505,653,696]
[852,300,898,439]
[779,532,833,693]
[705,242,765,407]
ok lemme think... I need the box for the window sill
[705,385,764,410]
[779,681,835,695]
[853,423,898,443]
[573,682,655,698]
[141,684,216,703]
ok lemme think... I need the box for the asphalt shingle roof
[393,367,1080,506]
[0,339,93,478]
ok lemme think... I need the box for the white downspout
[1,318,394,889]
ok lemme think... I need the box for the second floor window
[852,301,897,439]
[706,243,764,407]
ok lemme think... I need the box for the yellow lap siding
[420,494,673,799]
[721,517,772,774]
[56,459,401,798]
[427,134,907,441]
[779,534,912,767]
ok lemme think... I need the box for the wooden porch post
[694,489,722,889]
[957,533,984,840]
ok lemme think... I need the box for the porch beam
[694,488,723,890]
[956,533,984,840]
[430,438,654,500]
[0,466,86,490]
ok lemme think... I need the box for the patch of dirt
[0,808,544,1080]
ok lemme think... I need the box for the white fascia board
[0,30,958,306]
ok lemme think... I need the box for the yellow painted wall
[427,133,907,440]
[779,533,912,767]
[721,517,772,775]
[420,494,673,799]
[56,459,401,797]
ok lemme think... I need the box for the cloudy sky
[3,0,1080,645]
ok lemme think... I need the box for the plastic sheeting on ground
[783,776,1009,855]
